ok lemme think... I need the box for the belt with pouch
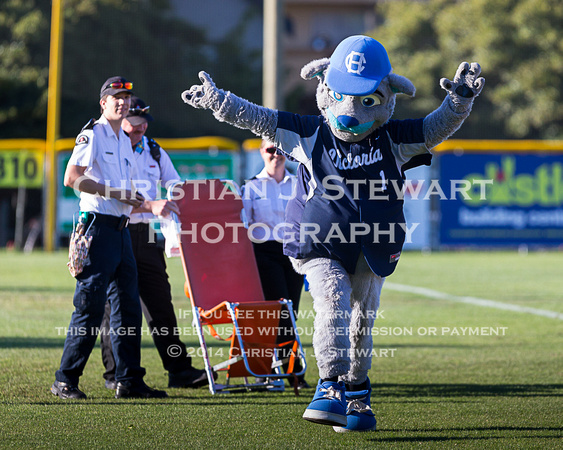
[84,213,130,231]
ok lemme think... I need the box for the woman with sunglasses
[242,139,309,389]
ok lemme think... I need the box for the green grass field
[0,249,561,448]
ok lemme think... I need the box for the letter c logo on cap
[345,51,366,75]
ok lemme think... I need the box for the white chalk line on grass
[384,282,563,320]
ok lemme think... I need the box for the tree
[0,0,262,140]
[374,0,563,139]
[0,0,50,138]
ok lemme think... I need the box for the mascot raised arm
[181,35,484,433]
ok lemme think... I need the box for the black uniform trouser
[56,216,145,386]
[253,241,304,308]
[100,223,192,379]
[253,241,304,374]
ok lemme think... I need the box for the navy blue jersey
[274,112,431,277]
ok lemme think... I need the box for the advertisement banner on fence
[439,153,563,246]
[0,149,44,188]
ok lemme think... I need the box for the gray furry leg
[290,257,352,380]
[341,255,384,386]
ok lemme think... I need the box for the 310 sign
[0,150,44,188]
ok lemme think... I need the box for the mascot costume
[181,35,484,432]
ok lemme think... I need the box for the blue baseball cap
[326,35,392,96]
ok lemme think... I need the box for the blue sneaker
[333,381,376,432]
[302,379,347,426]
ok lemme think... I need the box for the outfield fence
[0,138,562,250]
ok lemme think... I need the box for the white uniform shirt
[242,168,296,242]
[68,115,139,217]
[130,136,181,224]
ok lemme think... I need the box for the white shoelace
[319,386,343,401]
[346,398,372,414]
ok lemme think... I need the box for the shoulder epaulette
[81,118,97,131]
[147,137,162,168]
[75,118,97,145]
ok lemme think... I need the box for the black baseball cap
[125,96,154,126]
[100,76,134,98]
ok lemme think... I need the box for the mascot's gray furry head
[301,35,415,142]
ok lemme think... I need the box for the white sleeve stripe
[275,128,318,164]
[386,130,429,173]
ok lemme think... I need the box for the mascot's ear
[388,73,416,97]
[301,58,330,82]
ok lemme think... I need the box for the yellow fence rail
[434,140,563,153]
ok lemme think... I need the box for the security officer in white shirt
[52,77,167,400]
[242,139,308,388]
[99,97,208,389]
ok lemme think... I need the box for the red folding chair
[171,179,306,394]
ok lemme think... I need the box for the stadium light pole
[45,0,64,251]
[262,0,283,110]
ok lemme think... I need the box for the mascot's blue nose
[337,115,359,129]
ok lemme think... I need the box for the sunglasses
[107,81,133,90]
[265,147,278,155]
[129,105,150,115]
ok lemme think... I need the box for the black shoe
[115,381,168,399]
[287,376,311,390]
[168,368,212,388]
[105,379,117,390]
[51,381,87,399]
